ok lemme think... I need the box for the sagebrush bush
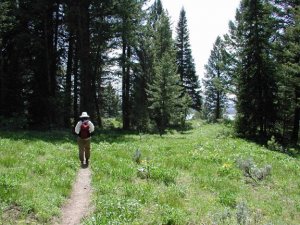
[236,158,272,182]
[236,202,248,225]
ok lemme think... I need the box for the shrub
[267,136,284,152]
[102,118,121,129]
[236,202,248,225]
[236,158,272,183]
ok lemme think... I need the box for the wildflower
[222,163,232,169]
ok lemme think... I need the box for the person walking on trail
[75,112,95,167]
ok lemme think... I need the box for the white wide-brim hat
[79,112,90,118]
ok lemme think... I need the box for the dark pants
[77,137,91,163]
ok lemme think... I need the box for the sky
[161,0,241,80]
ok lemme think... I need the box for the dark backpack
[79,121,90,139]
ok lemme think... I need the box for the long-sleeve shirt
[75,120,95,135]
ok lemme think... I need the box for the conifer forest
[0,0,299,144]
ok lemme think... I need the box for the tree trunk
[92,47,102,127]
[216,90,220,121]
[78,0,93,119]
[125,45,131,127]
[64,31,74,127]
[42,1,61,125]
[0,45,5,115]
[73,40,79,122]
[291,89,300,144]
[122,38,130,129]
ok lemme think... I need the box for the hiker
[74,112,95,166]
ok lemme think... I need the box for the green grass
[86,122,300,225]
[0,130,78,224]
[1,122,300,224]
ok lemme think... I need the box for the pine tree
[149,0,163,27]
[235,0,278,138]
[148,52,187,135]
[272,0,300,144]
[116,0,146,130]
[203,36,229,122]
[102,82,120,118]
[0,1,15,43]
[89,0,120,127]
[284,5,300,144]
[0,0,18,118]
[76,0,94,120]
[147,14,189,135]
[132,0,164,131]
[175,7,202,111]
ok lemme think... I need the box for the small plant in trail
[236,158,272,183]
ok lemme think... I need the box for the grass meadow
[0,131,78,224]
[1,121,300,224]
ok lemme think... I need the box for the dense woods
[0,0,299,144]
[0,0,196,134]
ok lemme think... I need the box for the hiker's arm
[74,121,81,134]
[89,121,95,133]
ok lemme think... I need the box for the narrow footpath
[55,167,93,225]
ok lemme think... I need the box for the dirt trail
[55,167,93,225]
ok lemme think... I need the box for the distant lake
[225,99,236,120]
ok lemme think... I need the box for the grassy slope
[0,122,299,224]
[87,122,300,225]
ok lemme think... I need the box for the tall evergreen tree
[272,0,300,144]
[64,0,77,127]
[116,0,146,130]
[0,0,19,118]
[175,7,202,111]
[77,0,94,119]
[235,0,278,138]
[149,0,163,27]
[284,4,300,144]
[132,0,164,131]
[147,14,189,135]
[89,0,119,127]
[0,0,64,126]
[203,36,229,122]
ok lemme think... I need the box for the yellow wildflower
[222,163,232,169]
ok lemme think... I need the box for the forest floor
[54,166,93,225]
